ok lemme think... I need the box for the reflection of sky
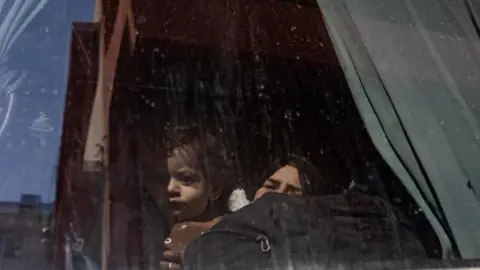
[0,0,94,202]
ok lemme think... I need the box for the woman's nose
[276,184,288,195]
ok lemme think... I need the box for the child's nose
[167,178,181,194]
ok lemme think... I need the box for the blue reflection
[0,0,94,202]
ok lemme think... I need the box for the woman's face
[254,165,303,200]
[167,145,212,222]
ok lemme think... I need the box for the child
[159,127,234,269]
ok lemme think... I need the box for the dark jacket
[182,191,427,269]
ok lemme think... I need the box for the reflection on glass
[2,0,480,269]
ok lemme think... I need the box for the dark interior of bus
[103,36,442,264]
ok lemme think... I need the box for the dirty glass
[1,0,480,269]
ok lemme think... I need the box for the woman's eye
[290,191,302,197]
[263,184,276,189]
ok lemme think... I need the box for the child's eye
[177,174,197,185]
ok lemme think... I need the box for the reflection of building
[54,1,376,269]
[0,194,52,270]
[53,20,103,269]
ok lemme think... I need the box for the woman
[160,127,234,270]
[181,154,428,270]
[227,153,347,212]
[250,154,345,200]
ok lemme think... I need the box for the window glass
[2,0,480,269]
[0,0,94,269]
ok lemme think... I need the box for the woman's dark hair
[247,153,346,200]
[163,124,235,215]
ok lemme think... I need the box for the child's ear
[209,184,222,201]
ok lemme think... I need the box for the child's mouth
[169,201,184,211]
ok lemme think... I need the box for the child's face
[167,145,212,222]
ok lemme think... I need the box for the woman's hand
[160,221,213,269]
[161,237,183,269]
[159,260,180,270]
